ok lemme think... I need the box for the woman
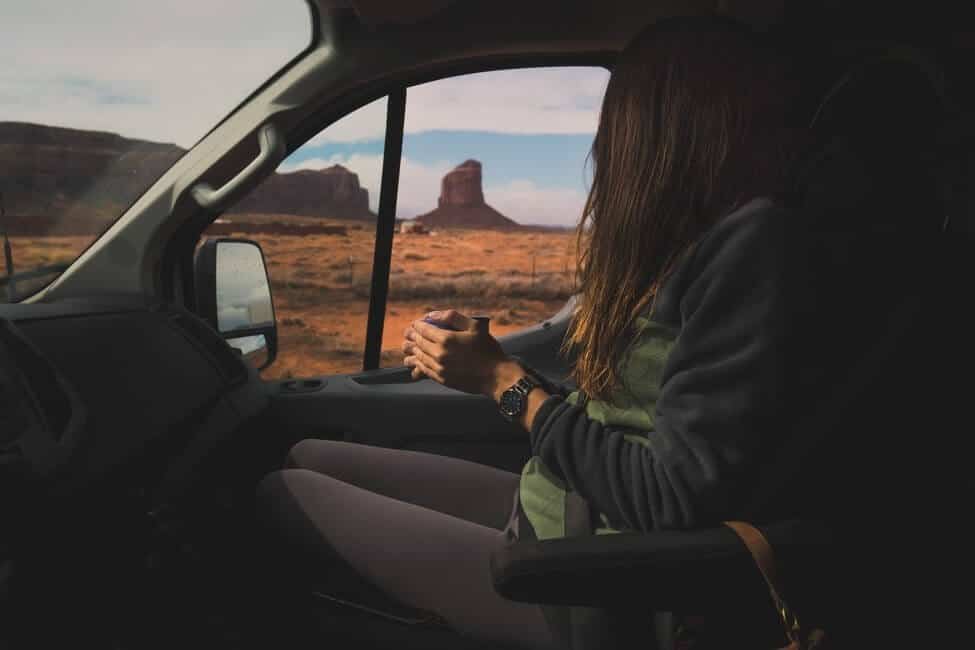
[257,17,801,650]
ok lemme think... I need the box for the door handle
[191,123,285,210]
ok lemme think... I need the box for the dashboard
[0,295,269,498]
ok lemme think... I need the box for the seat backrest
[740,50,964,647]
[746,48,950,522]
[792,48,947,228]
[938,117,975,239]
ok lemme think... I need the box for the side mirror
[194,238,277,370]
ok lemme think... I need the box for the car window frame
[173,55,612,376]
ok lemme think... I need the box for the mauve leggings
[256,439,556,650]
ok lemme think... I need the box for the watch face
[499,388,524,417]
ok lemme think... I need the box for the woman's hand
[403,310,521,397]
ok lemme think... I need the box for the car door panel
[265,302,575,473]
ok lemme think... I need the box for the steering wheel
[0,318,87,480]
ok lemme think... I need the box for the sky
[280,68,609,226]
[2,1,609,227]
[1,0,313,145]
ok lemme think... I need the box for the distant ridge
[0,122,374,233]
[231,164,374,220]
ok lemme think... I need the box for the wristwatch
[499,374,541,420]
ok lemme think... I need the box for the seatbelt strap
[724,521,806,649]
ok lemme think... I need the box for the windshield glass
[0,0,313,302]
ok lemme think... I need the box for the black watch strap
[499,374,541,420]
[513,374,541,396]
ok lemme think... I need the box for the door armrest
[489,519,833,611]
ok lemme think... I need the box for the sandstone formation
[439,159,485,207]
[230,165,373,220]
[415,160,519,229]
[0,122,183,234]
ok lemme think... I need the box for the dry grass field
[216,214,577,379]
[8,215,577,379]
[5,235,88,298]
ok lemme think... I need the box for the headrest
[790,48,948,233]
[937,117,975,239]
[810,47,947,147]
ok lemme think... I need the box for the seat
[489,52,957,649]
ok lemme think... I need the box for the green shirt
[519,316,679,539]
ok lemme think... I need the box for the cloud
[4,3,608,150]
[307,97,390,145]
[309,67,609,144]
[487,180,587,228]
[1,0,312,147]
[404,68,608,135]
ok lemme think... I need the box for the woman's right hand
[402,309,516,396]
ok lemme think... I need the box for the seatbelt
[724,521,826,650]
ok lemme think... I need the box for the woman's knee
[255,468,348,548]
[284,438,337,471]
[255,468,302,527]
[284,439,387,481]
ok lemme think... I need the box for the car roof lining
[312,0,784,47]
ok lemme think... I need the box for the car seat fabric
[525,51,951,650]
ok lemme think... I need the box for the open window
[196,65,608,379]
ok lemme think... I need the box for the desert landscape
[207,157,578,379]
[7,224,577,379]
[205,214,576,379]
[2,122,579,379]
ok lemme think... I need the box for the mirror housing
[194,238,277,370]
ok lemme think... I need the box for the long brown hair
[566,17,796,401]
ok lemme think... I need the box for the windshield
[0,1,314,302]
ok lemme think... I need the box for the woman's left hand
[403,310,515,396]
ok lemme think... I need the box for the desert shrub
[494,311,512,325]
[272,279,317,291]
[386,272,574,303]
[350,274,373,299]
